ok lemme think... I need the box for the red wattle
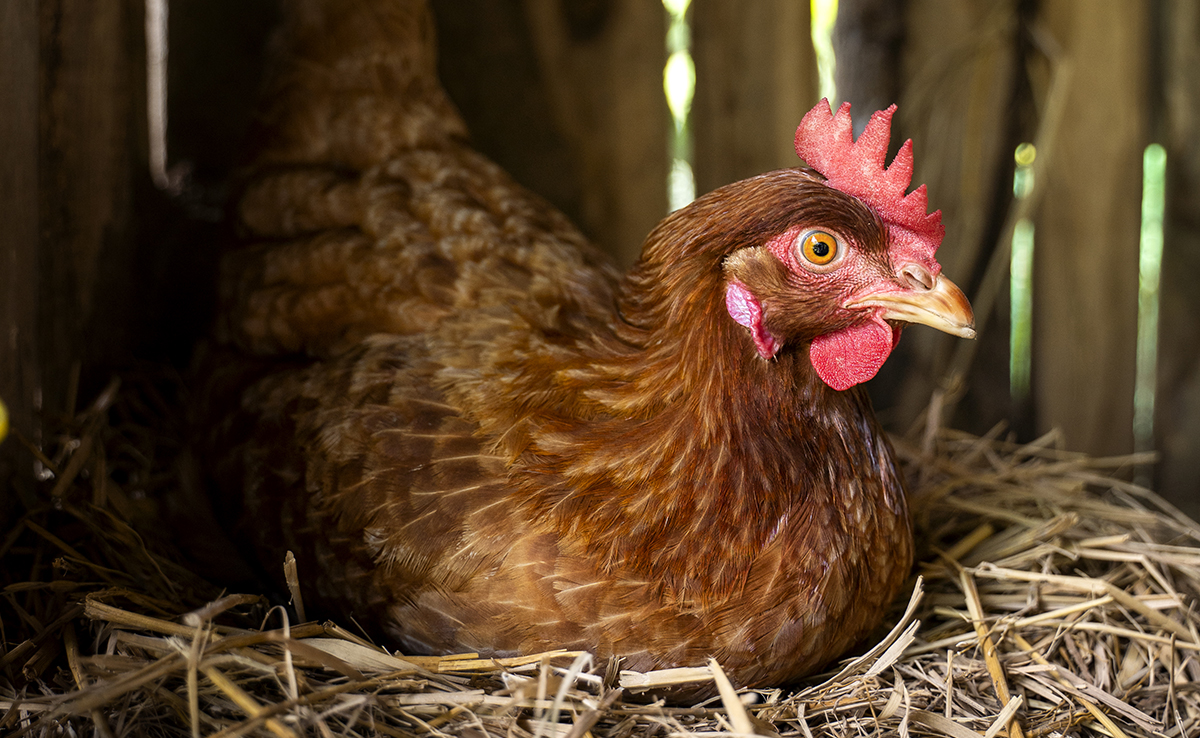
[809,317,896,391]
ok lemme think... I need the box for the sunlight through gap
[811,0,838,104]
[663,0,695,211]
[1010,143,1036,404]
[145,0,171,190]
[1134,144,1166,478]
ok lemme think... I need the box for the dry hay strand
[2,378,1199,738]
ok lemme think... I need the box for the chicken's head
[723,99,975,390]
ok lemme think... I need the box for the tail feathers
[247,0,468,171]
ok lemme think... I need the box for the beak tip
[847,273,976,340]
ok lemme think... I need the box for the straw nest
[2,375,1198,738]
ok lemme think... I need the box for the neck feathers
[509,173,901,601]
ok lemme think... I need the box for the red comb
[794,99,944,264]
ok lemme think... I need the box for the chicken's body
[207,0,970,689]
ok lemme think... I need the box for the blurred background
[2,0,1198,519]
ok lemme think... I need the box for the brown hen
[206,0,975,691]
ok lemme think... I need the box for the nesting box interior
[2,1,1200,735]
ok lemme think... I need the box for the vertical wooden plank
[430,0,587,243]
[1156,0,1200,517]
[833,0,903,127]
[167,0,278,184]
[39,0,147,400]
[690,0,817,194]
[523,0,669,266]
[0,0,41,505]
[1032,1,1146,456]
[885,0,1020,428]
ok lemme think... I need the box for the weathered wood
[166,0,279,182]
[38,0,149,398]
[0,0,41,507]
[885,0,1021,429]
[690,0,818,194]
[833,0,903,131]
[0,0,157,510]
[522,0,669,266]
[1032,1,1146,457]
[8,0,1192,516]
[1156,0,1200,518]
[430,0,588,246]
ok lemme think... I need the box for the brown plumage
[205,0,974,692]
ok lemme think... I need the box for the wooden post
[523,0,669,266]
[1156,0,1200,516]
[431,0,589,251]
[0,0,150,507]
[0,0,41,507]
[833,0,903,130]
[38,0,149,397]
[1032,1,1147,457]
[887,0,1021,428]
[690,0,818,195]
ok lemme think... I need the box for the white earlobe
[725,281,781,359]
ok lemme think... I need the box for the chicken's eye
[798,230,840,269]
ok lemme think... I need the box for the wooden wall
[1032,1,1146,458]
[690,1,817,194]
[445,0,1200,516]
[433,0,817,264]
[2,0,1198,518]
[1157,0,1200,512]
[0,0,40,515]
[866,0,1021,429]
[845,0,1199,516]
[1,1,156,513]
[433,0,668,267]
[0,0,267,510]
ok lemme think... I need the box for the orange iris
[800,231,838,266]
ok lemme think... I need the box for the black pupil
[811,239,830,258]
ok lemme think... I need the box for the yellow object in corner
[0,396,8,443]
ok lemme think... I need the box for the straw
[2,376,1198,737]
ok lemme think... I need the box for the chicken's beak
[847,273,976,339]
